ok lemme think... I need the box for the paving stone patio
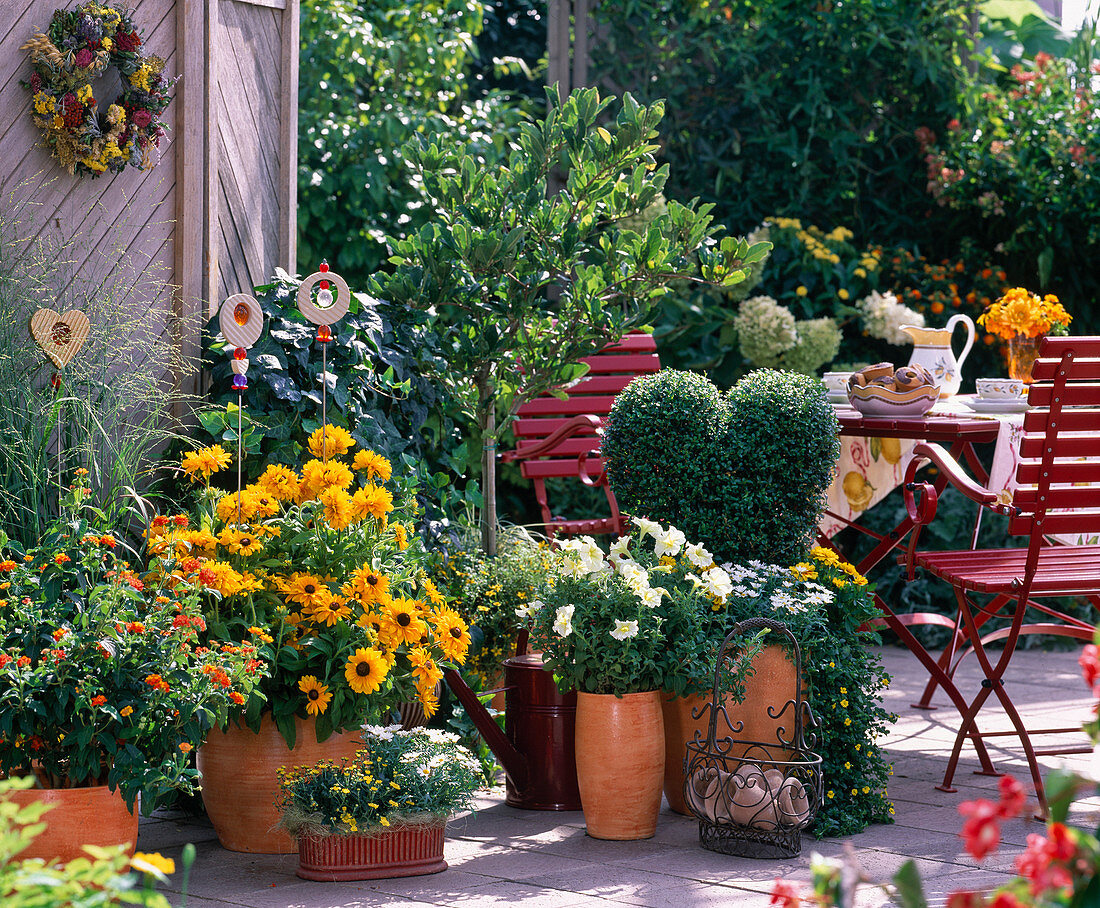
[145,645,1099,908]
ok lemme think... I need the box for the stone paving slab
[149,646,1099,908]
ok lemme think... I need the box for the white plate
[964,397,1030,414]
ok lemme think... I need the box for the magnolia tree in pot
[371,86,770,554]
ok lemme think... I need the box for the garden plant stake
[218,293,264,522]
[296,261,350,462]
[29,307,90,510]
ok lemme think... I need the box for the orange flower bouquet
[978,287,1071,340]
[153,426,470,746]
[977,287,1071,381]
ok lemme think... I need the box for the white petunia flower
[632,516,661,539]
[608,536,633,561]
[702,567,734,601]
[553,604,575,637]
[684,542,713,569]
[653,527,687,557]
[610,619,639,640]
[619,562,650,590]
[515,599,543,620]
[638,586,666,608]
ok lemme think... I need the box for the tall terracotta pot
[197,714,364,853]
[661,644,797,815]
[4,783,138,864]
[574,689,664,840]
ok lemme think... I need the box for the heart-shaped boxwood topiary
[602,368,840,566]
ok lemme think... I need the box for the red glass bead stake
[296,261,350,464]
[219,294,265,523]
[29,308,91,513]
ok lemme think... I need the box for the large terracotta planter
[574,689,664,840]
[4,783,138,864]
[297,822,446,881]
[197,714,364,853]
[662,644,798,815]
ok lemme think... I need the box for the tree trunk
[480,405,498,556]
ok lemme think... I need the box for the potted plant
[161,432,472,852]
[527,521,736,839]
[276,725,482,880]
[0,473,262,863]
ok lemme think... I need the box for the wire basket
[683,617,823,858]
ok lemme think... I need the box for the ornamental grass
[157,427,471,746]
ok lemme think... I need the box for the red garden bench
[501,332,660,539]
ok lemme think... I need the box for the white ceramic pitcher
[900,314,976,398]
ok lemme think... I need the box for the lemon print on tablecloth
[842,472,875,512]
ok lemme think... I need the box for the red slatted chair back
[1008,336,1100,546]
[507,333,660,537]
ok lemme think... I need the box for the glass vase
[1006,334,1043,384]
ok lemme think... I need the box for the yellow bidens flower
[298,675,332,716]
[181,444,232,481]
[307,424,355,460]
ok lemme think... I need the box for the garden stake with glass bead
[29,308,91,512]
[218,294,264,524]
[296,261,350,463]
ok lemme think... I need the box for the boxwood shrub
[603,368,839,565]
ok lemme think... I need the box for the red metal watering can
[444,642,581,811]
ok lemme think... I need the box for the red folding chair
[501,333,660,539]
[901,335,1100,814]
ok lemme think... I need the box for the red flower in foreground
[959,798,1001,861]
[947,891,983,908]
[90,695,107,707]
[1080,644,1100,691]
[769,878,801,908]
[996,776,1026,819]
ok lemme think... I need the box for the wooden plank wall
[0,0,181,380]
[0,0,298,394]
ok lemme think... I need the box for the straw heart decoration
[30,308,90,367]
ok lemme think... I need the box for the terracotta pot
[197,714,364,853]
[4,783,138,864]
[297,822,446,881]
[574,689,664,840]
[662,644,797,815]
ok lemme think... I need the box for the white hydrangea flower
[653,526,687,557]
[702,566,734,601]
[553,604,575,637]
[857,289,925,346]
[632,516,661,539]
[610,619,639,640]
[684,542,713,569]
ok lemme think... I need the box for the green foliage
[0,195,192,549]
[924,49,1100,331]
[718,551,895,836]
[0,779,175,908]
[297,0,527,286]
[0,479,262,811]
[374,86,768,549]
[603,368,839,566]
[590,0,974,244]
[277,726,482,836]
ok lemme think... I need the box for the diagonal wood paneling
[214,0,285,301]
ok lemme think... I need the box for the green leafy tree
[373,87,769,554]
[297,0,527,285]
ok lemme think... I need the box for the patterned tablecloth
[820,396,1094,544]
